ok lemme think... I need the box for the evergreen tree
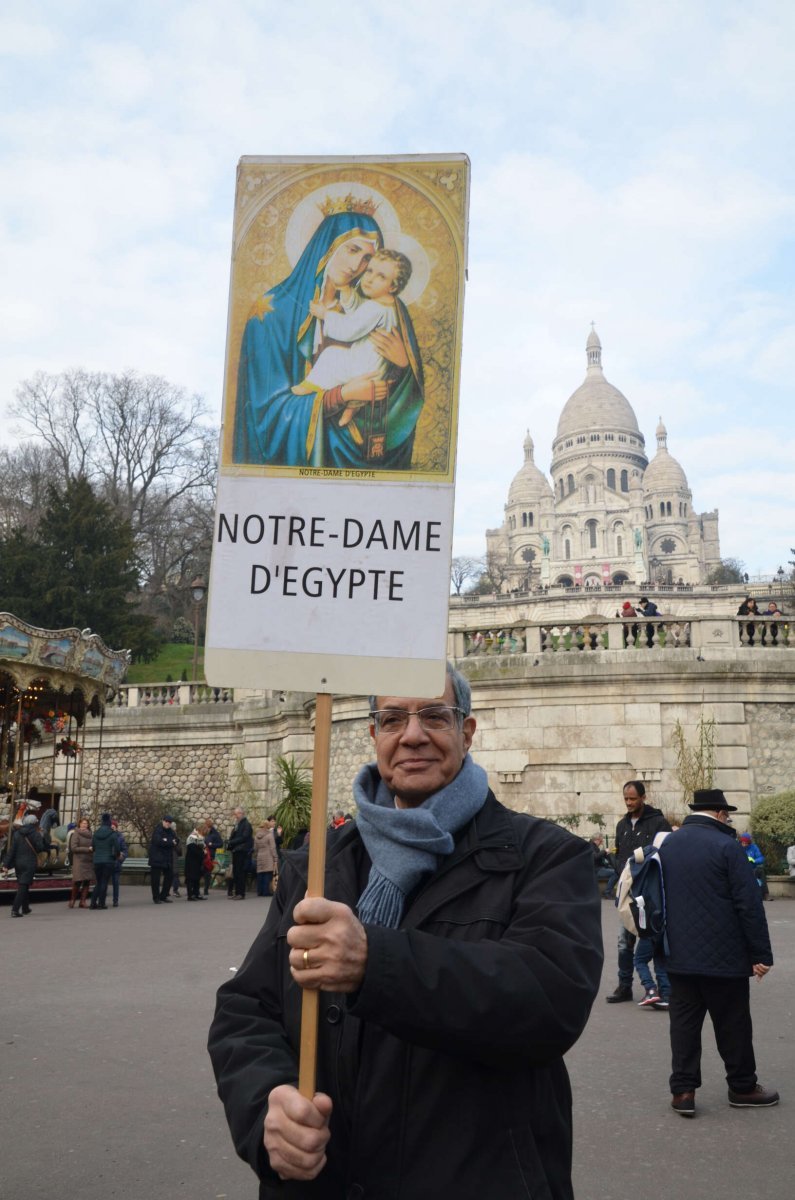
[0,476,159,659]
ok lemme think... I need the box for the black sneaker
[728,1084,779,1108]
[671,1092,696,1117]
[605,986,633,1004]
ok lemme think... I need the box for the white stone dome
[643,420,689,493]
[508,432,553,504]
[555,329,642,441]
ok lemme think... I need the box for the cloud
[1,1,794,574]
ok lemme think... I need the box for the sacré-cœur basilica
[485,328,721,592]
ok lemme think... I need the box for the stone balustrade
[112,682,234,707]
[453,615,792,657]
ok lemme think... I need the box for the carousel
[0,612,129,897]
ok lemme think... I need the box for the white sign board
[205,155,469,696]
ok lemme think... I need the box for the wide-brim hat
[689,788,737,812]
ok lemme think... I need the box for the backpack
[615,840,668,951]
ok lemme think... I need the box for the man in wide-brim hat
[657,787,778,1118]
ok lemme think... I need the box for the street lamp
[190,576,207,683]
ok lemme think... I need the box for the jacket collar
[287,792,523,928]
[683,813,737,839]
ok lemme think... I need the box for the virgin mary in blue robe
[232,210,425,470]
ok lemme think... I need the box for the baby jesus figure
[296,249,412,428]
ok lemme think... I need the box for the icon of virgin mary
[232,198,425,470]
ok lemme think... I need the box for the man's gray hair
[369,662,471,718]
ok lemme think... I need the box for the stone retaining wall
[27,647,795,838]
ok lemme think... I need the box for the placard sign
[205,155,470,696]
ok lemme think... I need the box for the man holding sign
[208,665,603,1198]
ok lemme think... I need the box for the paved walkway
[2,887,791,1198]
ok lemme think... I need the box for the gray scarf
[353,754,489,928]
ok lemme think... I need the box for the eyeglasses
[370,706,464,735]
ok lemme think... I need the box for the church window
[660,502,665,517]
[577,435,586,444]
[591,434,599,441]
[558,478,564,500]
[605,433,614,441]
[666,501,672,516]
[586,520,598,549]
[564,539,571,560]
[522,512,527,527]
[620,470,629,492]
[565,439,573,448]
[567,474,575,494]
[618,435,627,442]
[606,468,616,489]
[527,511,534,527]
[616,536,623,556]
[660,538,676,554]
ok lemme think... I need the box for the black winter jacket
[208,792,603,1200]
[658,815,773,976]
[228,817,253,855]
[149,823,178,868]
[614,804,671,873]
[2,826,44,883]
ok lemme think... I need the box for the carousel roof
[0,612,129,720]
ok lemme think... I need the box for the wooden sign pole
[298,690,332,1098]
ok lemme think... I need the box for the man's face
[370,678,475,808]
[623,785,644,816]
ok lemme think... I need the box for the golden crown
[319,193,379,218]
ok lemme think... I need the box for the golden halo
[382,232,431,306]
[285,181,400,268]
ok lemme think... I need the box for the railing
[112,682,235,708]
[458,616,792,656]
[736,619,791,648]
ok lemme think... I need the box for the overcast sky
[2,1,793,577]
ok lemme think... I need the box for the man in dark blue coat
[658,788,778,1118]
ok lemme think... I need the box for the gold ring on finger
[303,949,310,970]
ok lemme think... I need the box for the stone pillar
[691,617,740,652]
[606,621,626,650]
[525,625,542,653]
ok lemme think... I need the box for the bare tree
[0,442,61,537]
[12,369,215,531]
[482,549,513,594]
[450,556,482,595]
[9,369,218,618]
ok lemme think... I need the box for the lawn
[125,642,205,684]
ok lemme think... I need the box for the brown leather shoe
[728,1084,779,1108]
[671,1092,696,1117]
